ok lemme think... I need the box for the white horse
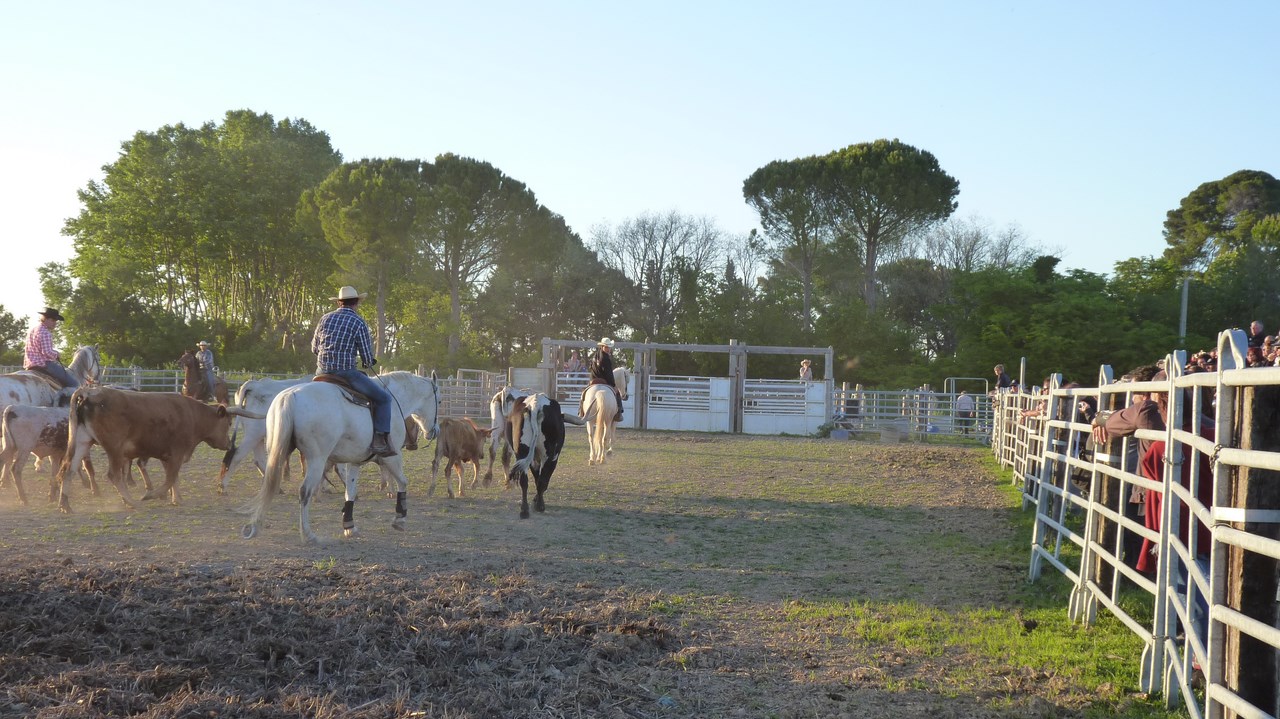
[0,346,103,406]
[581,366,630,466]
[241,370,440,544]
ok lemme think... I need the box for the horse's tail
[242,391,294,538]
[0,406,16,466]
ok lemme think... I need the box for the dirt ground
[0,431,1129,718]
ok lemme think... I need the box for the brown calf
[429,417,495,498]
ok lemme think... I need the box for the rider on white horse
[311,285,396,458]
[582,337,623,423]
[24,307,79,390]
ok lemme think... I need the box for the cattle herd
[0,367,618,544]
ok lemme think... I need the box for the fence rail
[993,329,1280,718]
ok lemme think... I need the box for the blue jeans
[203,368,216,399]
[333,369,392,434]
[35,361,78,389]
[1175,555,1210,642]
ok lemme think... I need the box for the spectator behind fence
[1247,319,1266,349]
[1091,364,1162,572]
[1136,369,1215,639]
[1020,376,1055,419]
[799,359,813,381]
[993,364,1012,391]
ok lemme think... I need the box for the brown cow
[429,417,495,499]
[55,386,260,513]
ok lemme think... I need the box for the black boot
[370,431,397,458]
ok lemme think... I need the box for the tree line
[1,109,1275,390]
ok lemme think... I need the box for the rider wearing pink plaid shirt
[23,307,78,389]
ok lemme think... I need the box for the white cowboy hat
[598,337,615,348]
[196,340,211,347]
[331,286,368,301]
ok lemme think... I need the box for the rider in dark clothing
[586,337,623,422]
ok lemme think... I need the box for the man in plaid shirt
[312,286,396,457]
[24,307,78,389]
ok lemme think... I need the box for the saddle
[22,366,65,390]
[313,374,373,409]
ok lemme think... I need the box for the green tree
[0,306,26,362]
[743,156,828,334]
[413,155,561,363]
[62,110,341,357]
[820,139,959,314]
[300,158,422,356]
[1163,170,1280,273]
[590,211,725,342]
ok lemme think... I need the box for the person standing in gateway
[312,286,396,458]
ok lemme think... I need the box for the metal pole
[1179,277,1191,347]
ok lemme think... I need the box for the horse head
[614,366,631,401]
[69,345,104,385]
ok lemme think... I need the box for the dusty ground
[0,431,1134,718]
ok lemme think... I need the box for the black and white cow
[484,386,528,484]
[506,393,584,519]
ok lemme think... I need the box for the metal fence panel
[995,331,1280,717]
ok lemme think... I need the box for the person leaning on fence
[1096,367,1214,638]
[1090,364,1162,572]
[799,359,813,381]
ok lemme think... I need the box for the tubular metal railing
[994,329,1280,718]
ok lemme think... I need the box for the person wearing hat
[195,340,217,402]
[798,359,813,381]
[312,286,396,457]
[23,307,78,390]
[585,337,623,422]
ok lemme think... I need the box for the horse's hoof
[391,518,406,532]
[140,491,157,501]
[534,499,545,513]
[520,510,530,519]
[343,526,360,539]
[241,524,258,539]
[304,534,323,546]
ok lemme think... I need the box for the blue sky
[2,1,1277,321]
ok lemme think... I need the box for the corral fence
[0,359,996,440]
[993,329,1280,718]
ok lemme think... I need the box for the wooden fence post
[1226,383,1280,716]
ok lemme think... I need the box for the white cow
[2,406,159,505]
[217,377,312,493]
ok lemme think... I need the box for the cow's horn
[227,406,266,419]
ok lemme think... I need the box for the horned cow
[55,387,261,513]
